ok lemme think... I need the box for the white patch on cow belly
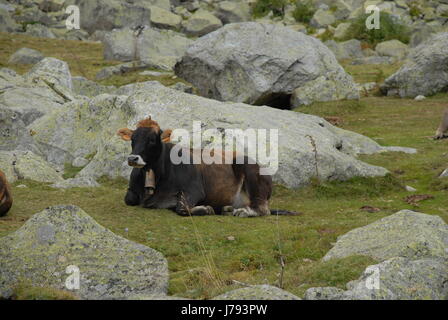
[232,180,249,208]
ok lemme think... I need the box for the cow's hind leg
[175,191,215,216]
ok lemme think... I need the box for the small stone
[16,184,27,188]
[439,169,448,178]
[405,185,417,192]
[414,95,426,101]
[227,236,235,241]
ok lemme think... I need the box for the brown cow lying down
[434,109,448,140]
[118,118,299,217]
[0,170,12,217]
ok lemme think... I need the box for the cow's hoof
[222,206,234,216]
[233,208,259,218]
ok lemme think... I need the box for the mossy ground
[1,33,447,300]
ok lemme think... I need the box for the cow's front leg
[175,191,215,216]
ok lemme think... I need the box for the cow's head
[118,117,166,168]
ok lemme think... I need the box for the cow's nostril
[128,156,138,162]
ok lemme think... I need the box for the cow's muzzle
[127,155,146,168]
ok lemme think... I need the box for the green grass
[292,1,315,24]
[343,12,410,46]
[1,31,448,300]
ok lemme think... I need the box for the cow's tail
[270,209,302,216]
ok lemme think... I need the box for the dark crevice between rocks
[255,93,292,110]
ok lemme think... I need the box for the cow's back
[0,170,12,216]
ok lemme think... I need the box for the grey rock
[103,27,192,71]
[325,39,363,60]
[8,48,44,65]
[382,32,448,98]
[169,82,194,93]
[0,107,39,154]
[25,57,73,91]
[304,287,345,300]
[0,150,63,183]
[72,76,116,97]
[375,40,409,60]
[25,24,56,39]
[51,177,100,189]
[72,156,89,168]
[182,9,223,37]
[175,22,359,107]
[72,0,151,34]
[215,1,251,24]
[310,9,336,28]
[440,168,448,178]
[323,210,448,262]
[213,285,300,300]
[0,205,168,299]
[149,6,182,30]
[305,257,448,300]
[0,8,21,33]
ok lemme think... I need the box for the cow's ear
[117,128,134,141]
[161,129,172,143]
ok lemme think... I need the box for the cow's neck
[146,143,167,182]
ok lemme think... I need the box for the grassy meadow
[0,32,447,299]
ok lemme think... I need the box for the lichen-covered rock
[8,48,44,65]
[0,205,168,299]
[323,210,448,262]
[25,24,56,39]
[175,22,359,107]
[343,258,448,300]
[375,40,408,60]
[305,257,448,300]
[0,8,21,33]
[310,9,336,28]
[0,151,63,183]
[324,39,363,61]
[182,9,223,37]
[304,287,345,300]
[215,1,251,24]
[30,94,130,167]
[25,57,73,91]
[72,76,116,97]
[0,107,39,154]
[382,32,448,98]
[50,177,100,189]
[72,0,151,34]
[213,285,300,300]
[149,6,182,30]
[103,27,192,70]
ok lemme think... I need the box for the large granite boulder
[175,22,359,108]
[323,210,448,262]
[72,0,152,34]
[305,257,448,300]
[0,151,63,183]
[381,32,448,98]
[103,26,193,70]
[213,285,300,300]
[0,205,168,299]
[0,60,72,130]
[29,81,415,187]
